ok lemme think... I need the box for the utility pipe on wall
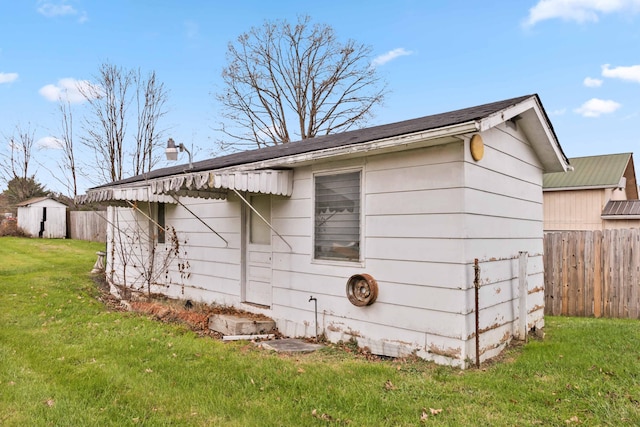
[309,296,318,341]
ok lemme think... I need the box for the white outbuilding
[77,94,570,367]
[16,196,68,238]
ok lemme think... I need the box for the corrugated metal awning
[76,169,293,204]
[149,169,292,198]
[602,199,640,219]
[76,187,178,205]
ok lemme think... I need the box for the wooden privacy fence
[69,211,107,242]
[544,229,640,318]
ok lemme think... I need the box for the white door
[244,195,272,306]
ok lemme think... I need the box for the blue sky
[1,0,640,195]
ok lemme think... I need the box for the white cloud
[37,136,64,150]
[574,98,621,117]
[37,1,88,23]
[0,72,19,84]
[37,1,76,17]
[523,0,640,27]
[602,63,640,83]
[39,78,95,103]
[550,108,567,115]
[583,77,602,87]
[372,48,413,67]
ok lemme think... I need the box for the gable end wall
[462,124,545,363]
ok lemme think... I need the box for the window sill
[311,257,365,268]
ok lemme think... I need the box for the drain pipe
[309,296,318,341]
[474,258,481,369]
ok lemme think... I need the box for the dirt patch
[131,297,277,338]
[91,275,275,338]
[92,275,128,313]
[128,300,220,338]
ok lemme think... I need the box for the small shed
[16,197,67,238]
[77,94,570,367]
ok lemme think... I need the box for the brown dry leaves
[311,409,350,424]
[420,407,443,422]
[565,415,580,424]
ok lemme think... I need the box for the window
[249,195,271,245]
[314,171,361,261]
[156,203,165,244]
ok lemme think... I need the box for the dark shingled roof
[97,94,546,189]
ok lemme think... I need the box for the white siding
[156,196,243,303]
[461,124,546,363]
[106,205,153,291]
[17,207,37,236]
[271,144,476,366]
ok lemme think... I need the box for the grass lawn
[1,237,639,426]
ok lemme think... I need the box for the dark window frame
[156,203,165,244]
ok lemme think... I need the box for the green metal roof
[543,153,632,189]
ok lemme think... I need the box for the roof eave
[478,95,570,173]
[228,121,480,171]
[601,215,640,220]
[544,185,619,192]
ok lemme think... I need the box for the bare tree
[79,63,168,184]
[80,63,131,183]
[0,123,37,183]
[215,15,386,149]
[133,70,168,176]
[56,99,79,199]
[0,124,47,204]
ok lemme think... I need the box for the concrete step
[258,338,323,353]
[209,314,276,336]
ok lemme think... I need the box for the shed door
[244,195,272,306]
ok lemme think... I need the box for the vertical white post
[107,206,115,286]
[518,251,528,342]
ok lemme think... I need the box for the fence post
[593,230,603,317]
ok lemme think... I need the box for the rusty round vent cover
[346,273,378,306]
